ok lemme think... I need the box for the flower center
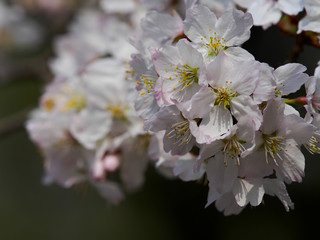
[63,94,86,112]
[262,133,287,166]
[213,86,238,109]
[222,136,246,166]
[305,132,320,155]
[166,120,192,146]
[43,98,55,112]
[137,73,156,96]
[105,103,128,120]
[169,64,199,93]
[200,31,226,57]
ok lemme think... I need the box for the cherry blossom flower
[184,4,254,62]
[145,106,196,155]
[183,51,261,144]
[152,39,207,106]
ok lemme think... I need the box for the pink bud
[103,154,120,172]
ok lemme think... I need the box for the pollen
[105,103,128,120]
[43,98,55,112]
[62,94,86,113]
[306,132,320,155]
[167,64,199,94]
[200,33,227,57]
[213,87,238,109]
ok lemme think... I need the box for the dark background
[0,20,320,240]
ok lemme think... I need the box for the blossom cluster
[25,0,320,215]
[26,5,150,204]
[131,1,320,215]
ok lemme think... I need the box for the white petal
[239,151,274,178]
[277,0,303,15]
[181,86,214,119]
[298,16,320,34]
[276,139,305,183]
[224,47,255,61]
[247,0,281,28]
[280,114,315,145]
[215,192,244,215]
[184,4,218,42]
[216,8,253,46]
[190,105,232,144]
[263,179,294,211]
[177,39,205,68]
[274,63,309,96]
[141,10,183,43]
[206,153,238,194]
[261,99,285,135]
[233,178,264,207]
[70,109,112,149]
[231,95,262,130]
[173,158,205,181]
[252,62,276,104]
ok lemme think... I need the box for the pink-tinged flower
[184,4,254,62]
[183,52,261,144]
[202,125,254,204]
[243,99,315,184]
[235,0,303,29]
[145,106,196,155]
[273,63,310,97]
[252,62,309,103]
[298,0,320,34]
[152,39,206,106]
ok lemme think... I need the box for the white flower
[298,0,320,34]
[184,4,254,62]
[273,63,310,97]
[243,99,314,183]
[152,39,207,106]
[183,52,261,144]
[145,106,196,155]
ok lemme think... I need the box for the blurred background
[1,0,320,239]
